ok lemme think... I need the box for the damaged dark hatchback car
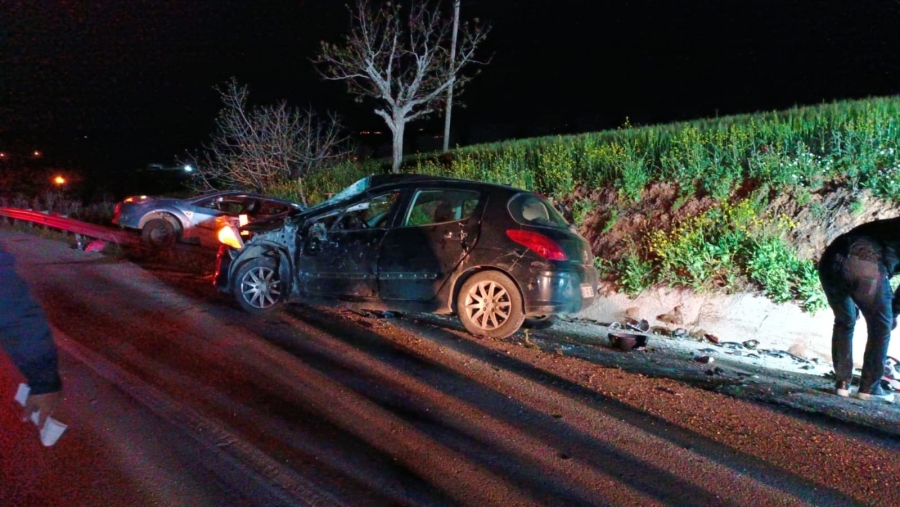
[214,174,598,338]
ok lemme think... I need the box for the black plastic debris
[608,332,648,352]
[626,318,650,333]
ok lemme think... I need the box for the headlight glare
[218,225,244,250]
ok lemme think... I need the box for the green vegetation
[571,199,596,226]
[286,97,900,313]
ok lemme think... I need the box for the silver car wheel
[239,265,281,310]
[464,280,512,331]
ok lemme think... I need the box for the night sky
[3,0,900,182]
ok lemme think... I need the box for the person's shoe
[834,381,851,397]
[854,384,895,402]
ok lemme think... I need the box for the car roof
[352,174,527,200]
[190,189,299,205]
[365,173,520,191]
[303,173,526,215]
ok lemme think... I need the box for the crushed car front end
[214,214,303,314]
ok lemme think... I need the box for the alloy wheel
[464,280,512,331]
[239,265,281,310]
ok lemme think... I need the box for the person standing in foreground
[0,246,63,424]
[818,217,900,402]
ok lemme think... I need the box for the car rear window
[508,193,569,228]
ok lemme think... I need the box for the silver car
[112,190,303,248]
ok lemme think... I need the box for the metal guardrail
[0,207,141,248]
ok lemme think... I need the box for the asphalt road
[2,228,899,506]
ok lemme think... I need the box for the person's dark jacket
[0,248,62,394]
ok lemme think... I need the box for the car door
[299,192,402,299]
[377,188,483,301]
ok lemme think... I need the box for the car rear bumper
[111,204,140,228]
[520,263,599,316]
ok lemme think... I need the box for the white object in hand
[40,417,68,447]
[15,383,30,407]
[15,383,67,444]
[15,383,41,425]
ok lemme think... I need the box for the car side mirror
[310,222,327,242]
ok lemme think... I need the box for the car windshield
[310,177,373,210]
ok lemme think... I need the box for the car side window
[335,192,400,231]
[193,196,217,209]
[257,200,288,215]
[220,199,247,214]
[305,211,340,235]
[403,189,480,227]
[201,195,249,214]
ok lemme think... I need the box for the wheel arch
[448,265,526,315]
[230,243,294,297]
[138,211,185,235]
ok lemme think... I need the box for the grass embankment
[279,96,900,313]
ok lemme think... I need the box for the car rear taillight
[506,230,567,260]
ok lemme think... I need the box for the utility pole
[442,0,461,152]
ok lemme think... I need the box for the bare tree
[183,79,351,207]
[316,0,490,173]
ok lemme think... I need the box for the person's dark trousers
[819,241,893,393]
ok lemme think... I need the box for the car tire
[457,271,525,339]
[523,315,558,330]
[141,218,178,249]
[233,257,284,314]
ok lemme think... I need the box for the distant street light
[183,164,194,172]
[53,175,66,186]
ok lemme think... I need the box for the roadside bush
[642,199,827,308]
[614,254,655,298]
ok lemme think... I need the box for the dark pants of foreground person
[818,238,893,393]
